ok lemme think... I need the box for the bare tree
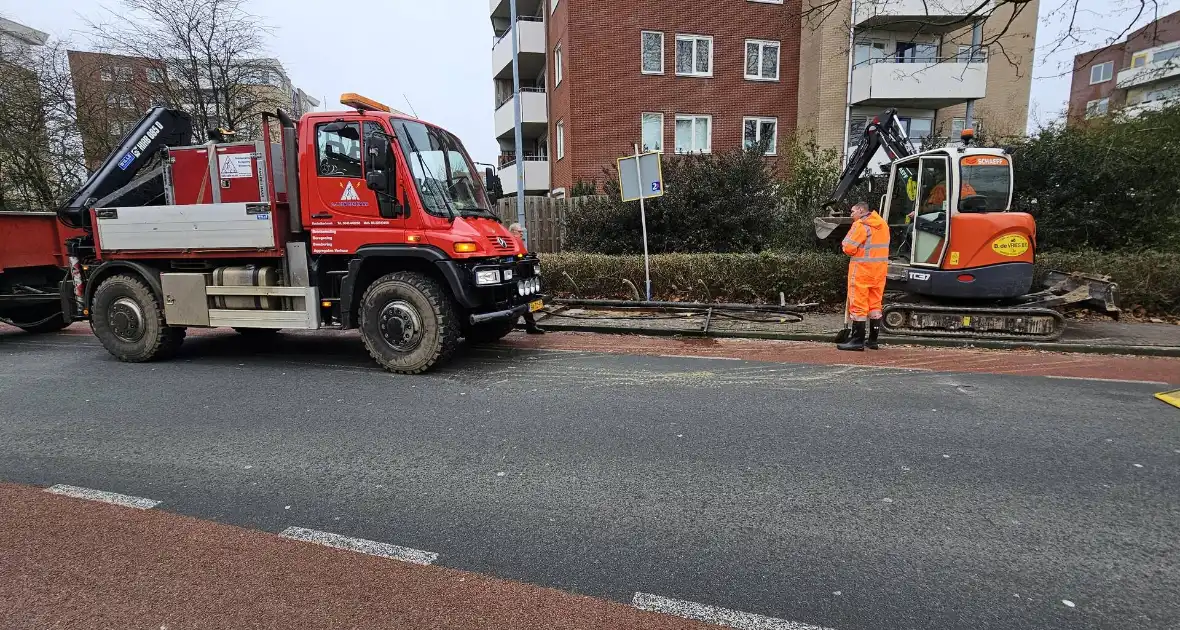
[83,0,277,142]
[0,39,88,211]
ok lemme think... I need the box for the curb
[529,321,1180,358]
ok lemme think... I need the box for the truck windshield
[391,119,493,218]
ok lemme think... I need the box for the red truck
[0,94,543,373]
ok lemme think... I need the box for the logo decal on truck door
[331,181,369,208]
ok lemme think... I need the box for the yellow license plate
[528,299,544,312]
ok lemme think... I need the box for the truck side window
[316,122,362,178]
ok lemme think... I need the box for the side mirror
[485,166,503,203]
[366,170,389,193]
[365,135,390,173]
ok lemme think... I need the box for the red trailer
[0,212,81,332]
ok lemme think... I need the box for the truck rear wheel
[90,274,185,362]
[463,319,516,344]
[359,271,459,374]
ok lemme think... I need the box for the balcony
[1116,60,1180,90]
[494,89,547,140]
[490,0,543,19]
[497,155,551,193]
[493,18,546,80]
[850,59,987,109]
[854,0,990,32]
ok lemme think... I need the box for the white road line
[279,526,438,565]
[632,592,835,630]
[44,484,160,509]
[1044,375,1168,386]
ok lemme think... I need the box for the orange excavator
[815,109,1119,341]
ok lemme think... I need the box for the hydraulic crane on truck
[3,93,546,373]
[814,109,1119,341]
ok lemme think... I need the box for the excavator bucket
[814,215,854,243]
[1039,270,1121,319]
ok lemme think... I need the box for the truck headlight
[517,280,526,296]
[503,269,514,281]
[534,264,541,276]
[475,270,501,286]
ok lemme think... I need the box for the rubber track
[881,303,1066,342]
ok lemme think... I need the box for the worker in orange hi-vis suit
[838,202,890,351]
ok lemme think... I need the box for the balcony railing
[495,86,545,110]
[493,16,544,46]
[498,153,549,169]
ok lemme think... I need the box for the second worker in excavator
[838,202,890,351]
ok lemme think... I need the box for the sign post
[617,145,664,301]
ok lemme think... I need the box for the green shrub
[564,145,786,254]
[542,250,1180,314]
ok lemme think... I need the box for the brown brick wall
[551,0,801,192]
[796,2,853,151]
[67,51,168,168]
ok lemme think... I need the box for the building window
[854,41,887,66]
[114,66,132,81]
[745,40,780,81]
[1154,45,1180,63]
[146,67,164,83]
[556,120,565,160]
[641,31,664,75]
[675,35,713,77]
[743,116,778,155]
[1131,52,1148,68]
[106,93,133,108]
[554,44,563,86]
[315,121,362,178]
[641,112,664,153]
[950,118,983,136]
[1089,61,1113,84]
[1084,98,1109,118]
[674,114,711,153]
[100,68,113,81]
[956,45,988,63]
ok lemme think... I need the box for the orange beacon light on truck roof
[340,93,392,113]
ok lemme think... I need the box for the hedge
[540,250,1180,315]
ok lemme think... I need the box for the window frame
[556,120,565,160]
[674,34,714,78]
[1084,97,1109,118]
[742,116,778,155]
[554,43,563,86]
[956,44,988,63]
[641,31,664,75]
[113,65,132,81]
[314,120,364,179]
[100,68,113,82]
[674,114,712,154]
[744,39,781,81]
[1131,51,1148,68]
[641,112,665,153]
[1089,61,1113,84]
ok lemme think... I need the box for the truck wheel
[359,271,459,374]
[463,319,516,344]
[90,274,184,362]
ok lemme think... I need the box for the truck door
[307,120,404,254]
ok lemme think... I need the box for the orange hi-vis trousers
[842,212,890,321]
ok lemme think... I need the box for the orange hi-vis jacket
[842,211,890,321]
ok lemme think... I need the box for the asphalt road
[1,329,1177,630]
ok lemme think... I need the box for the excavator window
[913,157,950,266]
[959,155,1012,213]
[885,160,919,259]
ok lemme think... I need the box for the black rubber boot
[866,319,881,350]
[524,313,546,334]
[837,321,866,351]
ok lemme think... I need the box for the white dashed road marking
[45,484,160,509]
[1043,375,1168,386]
[279,526,438,565]
[632,592,835,630]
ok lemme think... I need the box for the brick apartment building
[67,50,319,168]
[1066,9,1180,124]
[490,0,1037,197]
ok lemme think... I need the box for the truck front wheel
[90,274,185,362]
[359,271,459,374]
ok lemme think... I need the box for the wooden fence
[494,196,600,253]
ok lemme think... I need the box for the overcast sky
[4,0,1177,164]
